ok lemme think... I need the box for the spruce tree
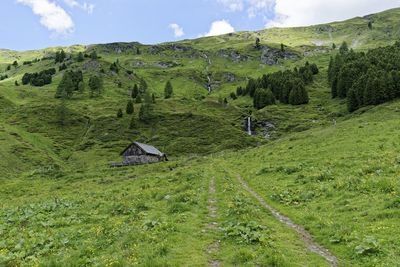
[126,100,134,114]
[339,41,349,54]
[255,38,261,49]
[164,81,173,99]
[131,84,139,98]
[135,95,142,103]
[55,72,74,99]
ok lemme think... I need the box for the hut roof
[121,141,164,157]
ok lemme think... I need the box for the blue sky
[2,0,400,51]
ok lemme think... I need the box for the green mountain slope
[1,7,400,266]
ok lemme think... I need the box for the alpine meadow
[2,4,400,267]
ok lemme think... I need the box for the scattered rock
[223,72,236,82]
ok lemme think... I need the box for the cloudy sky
[1,0,400,50]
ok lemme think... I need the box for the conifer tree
[55,72,74,99]
[126,100,134,114]
[339,41,349,54]
[131,84,139,99]
[255,38,261,49]
[164,81,173,99]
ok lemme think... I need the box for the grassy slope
[1,7,400,266]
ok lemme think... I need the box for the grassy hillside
[1,7,400,267]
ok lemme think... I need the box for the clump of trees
[236,62,317,110]
[55,50,66,63]
[0,74,8,81]
[22,68,56,86]
[55,70,84,98]
[328,41,400,112]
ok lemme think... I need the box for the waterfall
[247,117,252,135]
[207,75,212,93]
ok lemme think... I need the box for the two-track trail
[236,174,339,267]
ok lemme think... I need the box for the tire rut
[206,176,220,267]
[237,174,339,267]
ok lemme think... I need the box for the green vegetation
[1,7,400,266]
[329,41,400,112]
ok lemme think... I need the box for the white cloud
[247,0,274,18]
[217,0,273,18]
[267,0,400,28]
[169,23,185,38]
[217,0,244,12]
[217,0,400,27]
[204,20,235,37]
[17,0,74,34]
[63,0,94,14]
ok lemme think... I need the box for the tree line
[234,62,318,109]
[328,41,400,112]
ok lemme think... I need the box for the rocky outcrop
[83,60,100,70]
[260,46,299,65]
[218,49,252,62]
[94,42,141,54]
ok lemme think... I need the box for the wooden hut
[118,141,167,166]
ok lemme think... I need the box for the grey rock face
[261,46,299,65]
